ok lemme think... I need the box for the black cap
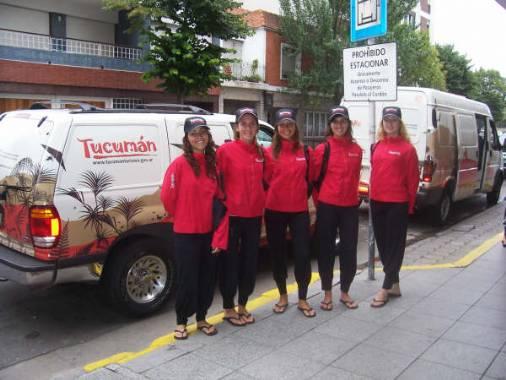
[184,116,209,134]
[274,108,297,125]
[382,106,402,120]
[328,106,350,122]
[235,107,258,123]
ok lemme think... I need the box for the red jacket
[160,153,217,233]
[217,140,268,218]
[370,136,420,214]
[265,140,312,212]
[313,136,363,207]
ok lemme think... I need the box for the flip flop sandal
[273,303,289,314]
[223,316,246,327]
[320,300,333,311]
[239,312,255,324]
[197,323,218,336]
[340,299,359,309]
[370,297,389,308]
[174,328,188,340]
[297,306,316,318]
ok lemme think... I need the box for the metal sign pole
[367,37,376,281]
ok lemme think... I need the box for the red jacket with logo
[217,140,268,218]
[313,136,363,207]
[160,153,217,233]
[370,136,420,214]
[265,140,312,212]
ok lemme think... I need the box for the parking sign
[350,0,388,42]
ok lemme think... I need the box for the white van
[342,87,503,224]
[0,105,274,315]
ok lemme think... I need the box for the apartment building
[404,0,432,39]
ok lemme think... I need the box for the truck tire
[487,173,503,206]
[103,239,175,317]
[430,190,451,226]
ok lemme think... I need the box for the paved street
[0,194,504,380]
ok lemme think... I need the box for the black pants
[317,202,358,293]
[174,232,217,325]
[219,216,262,309]
[265,209,312,300]
[370,200,409,289]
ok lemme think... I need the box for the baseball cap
[328,106,350,122]
[235,107,258,123]
[184,116,209,134]
[382,106,402,120]
[274,108,297,125]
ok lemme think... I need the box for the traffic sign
[343,42,397,101]
[350,0,388,42]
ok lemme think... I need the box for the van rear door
[481,118,501,191]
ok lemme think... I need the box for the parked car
[342,87,503,225]
[0,105,274,316]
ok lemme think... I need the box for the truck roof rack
[30,101,102,111]
[135,103,213,115]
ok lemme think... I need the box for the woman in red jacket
[217,107,268,326]
[314,106,362,311]
[265,108,315,318]
[160,117,219,340]
[370,106,420,308]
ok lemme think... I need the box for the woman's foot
[339,292,359,309]
[273,294,289,314]
[174,324,188,340]
[238,305,255,324]
[320,291,333,311]
[197,320,218,336]
[223,308,246,326]
[370,289,389,308]
[387,283,402,297]
[297,299,316,317]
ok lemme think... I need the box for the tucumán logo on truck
[78,136,158,160]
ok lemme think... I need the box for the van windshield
[0,114,53,187]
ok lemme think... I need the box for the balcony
[0,28,147,71]
[225,60,265,83]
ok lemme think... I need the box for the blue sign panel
[350,0,388,42]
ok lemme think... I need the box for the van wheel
[487,174,503,206]
[104,239,175,317]
[431,190,451,226]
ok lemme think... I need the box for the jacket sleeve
[311,143,325,183]
[406,145,420,214]
[263,147,274,185]
[160,161,178,216]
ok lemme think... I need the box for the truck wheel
[104,239,175,317]
[431,190,451,226]
[487,174,503,206]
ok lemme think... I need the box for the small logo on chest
[388,151,401,156]
[295,156,306,161]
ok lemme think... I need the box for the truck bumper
[416,186,444,208]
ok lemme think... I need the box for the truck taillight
[422,159,436,183]
[30,206,61,248]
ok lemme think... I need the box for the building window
[280,43,301,80]
[223,39,243,60]
[404,12,416,28]
[113,98,143,109]
[304,111,328,138]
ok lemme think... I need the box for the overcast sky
[431,0,506,77]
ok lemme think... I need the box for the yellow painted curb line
[84,232,502,372]
[84,272,323,372]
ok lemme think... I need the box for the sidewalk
[75,236,506,380]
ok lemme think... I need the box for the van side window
[488,119,500,150]
[476,115,487,168]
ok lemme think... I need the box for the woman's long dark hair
[182,130,217,179]
[271,123,301,159]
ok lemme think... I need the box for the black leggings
[265,209,312,300]
[219,216,262,309]
[370,200,409,289]
[174,232,217,325]
[316,202,358,293]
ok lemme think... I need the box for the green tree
[104,0,251,103]
[471,68,506,122]
[436,44,475,97]
[388,24,446,90]
[279,0,417,104]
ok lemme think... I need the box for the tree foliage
[104,0,251,103]
[436,44,475,97]
[470,69,506,122]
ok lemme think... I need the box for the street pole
[367,37,376,281]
